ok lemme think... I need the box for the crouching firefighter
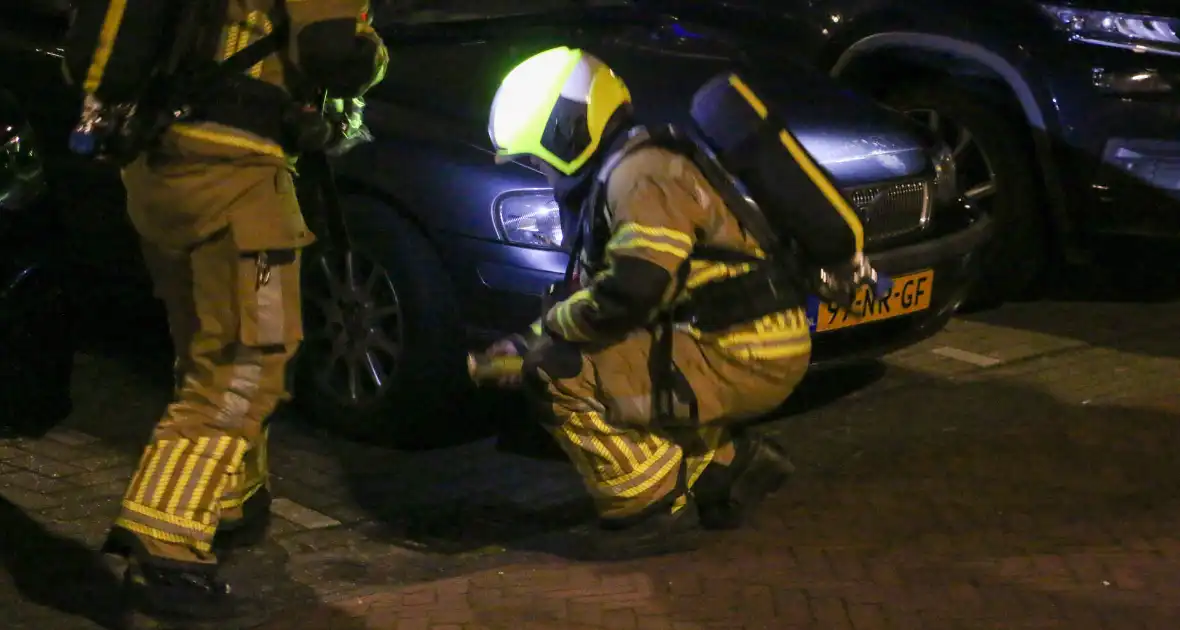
[479,47,886,557]
[63,0,387,624]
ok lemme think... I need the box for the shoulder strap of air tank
[210,8,289,79]
[568,129,663,280]
[178,0,289,94]
[643,125,787,264]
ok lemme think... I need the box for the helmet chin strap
[551,123,645,293]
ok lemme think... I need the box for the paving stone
[0,444,25,461]
[68,453,135,473]
[0,470,79,494]
[271,477,347,514]
[4,452,84,478]
[12,437,95,463]
[271,498,342,531]
[44,429,102,447]
[0,485,65,511]
[70,466,134,488]
[268,515,307,537]
[39,492,122,523]
[274,526,359,555]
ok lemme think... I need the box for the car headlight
[1039,4,1180,50]
[492,189,564,249]
[932,142,957,204]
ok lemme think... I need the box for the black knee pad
[520,368,549,402]
[521,340,586,429]
[521,339,583,392]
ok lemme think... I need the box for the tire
[0,262,75,435]
[880,80,1048,305]
[294,195,470,448]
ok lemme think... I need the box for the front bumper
[450,200,993,364]
[436,236,564,347]
[809,208,994,369]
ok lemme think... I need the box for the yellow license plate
[813,269,934,332]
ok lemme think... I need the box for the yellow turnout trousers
[524,325,809,520]
[107,152,312,567]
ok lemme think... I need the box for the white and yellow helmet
[489,46,632,176]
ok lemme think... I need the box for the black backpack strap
[197,31,286,87]
[217,32,284,77]
[581,124,783,271]
[640,125,790,264]
[180,0,290,96]
[568,128,654,282]
[642,125,812,329]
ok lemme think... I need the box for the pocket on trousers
[237,249,304,347]
[227,168,316,252]
[228,168,313,348]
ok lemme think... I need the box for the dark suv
[0,1,992,444]
[647,0,1180,303]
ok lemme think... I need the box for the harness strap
[188,0,289,90]
[172,0,292,143]
[648,260,696,502]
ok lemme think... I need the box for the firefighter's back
[608,143,812,384]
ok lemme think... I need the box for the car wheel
[295,196,468,447]
[0,262,74,434]
[880,81,1048,305]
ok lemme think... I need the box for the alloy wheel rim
[303,248,402,408]
[905,108,999,204]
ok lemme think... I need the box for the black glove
[324,97,373,157]
[284,103,335,154]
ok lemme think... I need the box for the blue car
[0,1,991,444]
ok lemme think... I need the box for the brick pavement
[252,373,1180,630]
[1,297,1178,629]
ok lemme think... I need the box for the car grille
[845,179,931,242]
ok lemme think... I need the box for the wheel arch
[334,175,443,247]
[830,33,1075,251]
[327,176,473,324]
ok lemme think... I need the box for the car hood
[626,61,933,189]
[370,67,934,192]
[745,69,932,189]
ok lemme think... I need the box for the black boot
[564,494,703,561]
[695,433,795,530]
[121,560,267,629]
[212,488,272,556]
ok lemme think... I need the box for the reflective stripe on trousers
[546,411,727,517]
[117,227,301,564]
[531,328,808,520]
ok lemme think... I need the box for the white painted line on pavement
[47,429,100,447]
[270,497,342,530]
[932,346,1002,367]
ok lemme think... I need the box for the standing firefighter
[483,47,873,557]
[63,0,386,624]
